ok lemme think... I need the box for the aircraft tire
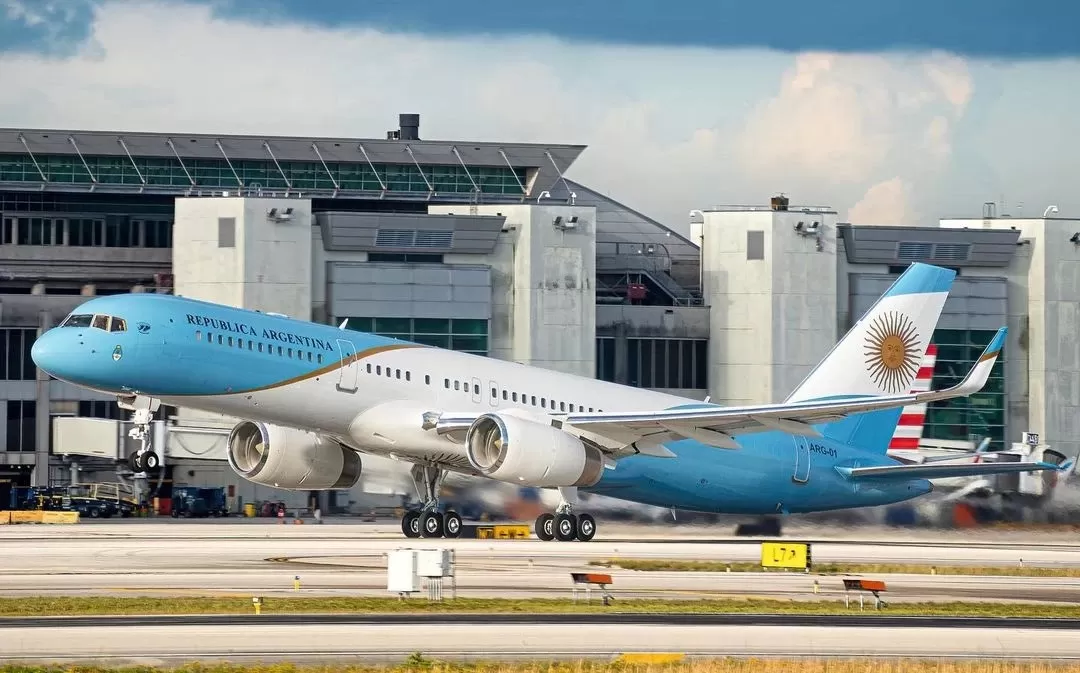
[420,511,444,538]
[443,510,463,538]
[554,513,577,542]
[535,513,555,541]
[141,451,160,471]
[576,513,596,542]
[402,511,421,538]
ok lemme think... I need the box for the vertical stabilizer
[786,263,956,454]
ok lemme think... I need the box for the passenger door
[792,436,811,484]
[336,339,358,393]
[488,380,500,407]
[470,376,482,404]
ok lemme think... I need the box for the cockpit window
[60,313,128,331]
[60,314,93,328]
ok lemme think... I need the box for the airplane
[30,262,1067,542]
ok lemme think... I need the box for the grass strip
[3,659,1080,673]
[590,559,1080,577]
[2,596,1080,618]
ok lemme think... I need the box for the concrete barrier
[0,510,81,524]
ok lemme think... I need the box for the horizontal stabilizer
[837,460,1063,482]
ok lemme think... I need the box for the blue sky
[0,0,1077,229]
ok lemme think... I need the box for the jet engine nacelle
[226,421,362,490]
[464,410,605,488]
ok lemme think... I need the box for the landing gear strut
[120,396,160,473]
[400,464,462,539]
[535,487,596,542]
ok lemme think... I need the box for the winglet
[338,319,349,330]
[948,326,1006,397]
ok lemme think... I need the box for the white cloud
[0,0,1077,231]
[847,178,918,225]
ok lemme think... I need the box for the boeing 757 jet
[31,262,1065,541]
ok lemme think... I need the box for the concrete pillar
[33,309,53,487]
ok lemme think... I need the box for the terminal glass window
[5,400,35,452]
[923,329,1007,449]
[596,337,707,390]
[0,153,529,196]
[343,317,488,356]
[1,329,36,381]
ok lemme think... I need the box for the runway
[3,522,1080,604]
[5,522,1080,662]
[4,618,1080,663]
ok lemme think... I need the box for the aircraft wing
[837,460,1064,481]
[430,327,1006,456]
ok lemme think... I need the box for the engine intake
[465,412,604,488]
[227,421,362,490]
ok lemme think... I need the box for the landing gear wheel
[402,511,421,538]
[140,451,160,471]
[443,510,463,538]
[420,511,444,538]
[535,513,555,541]
[554,513,578,542]
[576,513,597,542]
[127,453,140,472]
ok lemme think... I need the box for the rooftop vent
[375,228,452,249]
[770,194,789,211]
[387,113,420,141]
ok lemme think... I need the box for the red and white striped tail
[888,344,937,451]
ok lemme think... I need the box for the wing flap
[838,460,1061,481]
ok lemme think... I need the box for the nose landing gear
[400,464,463,539]
[119,396,161,473]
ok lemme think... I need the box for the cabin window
[473,383,480,394]
[531,396,536,406]
[405,371,411,381]
[195,331,202,341]
[512,392,518,402]
[317,354,323,364]
[376,366,382,375]
[307,352,313,362]
[257,343,263,353]
[277,346,283,356]
[424,375,430,385]
[454,380,460,391]
[502,390,508,401]
[444,378,450,388]
[491,387,497,398]
[560,402,566,412]
[541,399,547,409]
[366,364,372,373]
[228,336,235,347]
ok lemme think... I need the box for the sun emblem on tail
[863,311,921,393]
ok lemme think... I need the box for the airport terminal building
[1,114,1076,504]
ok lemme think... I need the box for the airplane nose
[30,329,62,375]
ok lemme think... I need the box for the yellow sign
[475,525,531,539]
[760,542,810,570]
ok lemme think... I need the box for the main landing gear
[121,397,160,473]
[534,487,596,542]
[400,464,463,539]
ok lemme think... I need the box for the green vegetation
[2,596,1080,619]
[590,558,1080,577]
[2,659,1080,673]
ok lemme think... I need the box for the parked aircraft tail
[785,262,957,455]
